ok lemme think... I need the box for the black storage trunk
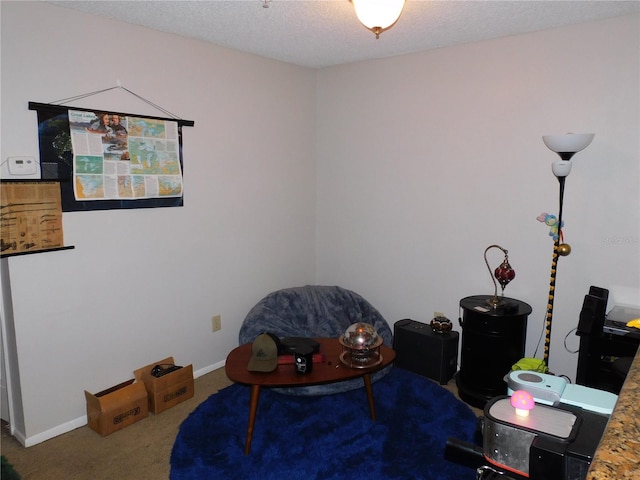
[456,295,531,409]
[393,319,459,384]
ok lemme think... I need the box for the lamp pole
[542,176,566,365]
[540,133,594,367]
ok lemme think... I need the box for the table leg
[244,384,261,455]
[363,373,376,421]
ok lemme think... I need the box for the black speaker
[393,319,459,384]
[577,292,607,336]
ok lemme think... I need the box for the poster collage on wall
[29,102,193,212]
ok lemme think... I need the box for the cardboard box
[134,356,194,414]
[85,379,148,436]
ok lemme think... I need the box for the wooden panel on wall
[1,180,65,257]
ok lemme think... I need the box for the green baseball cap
[247,333,279,372]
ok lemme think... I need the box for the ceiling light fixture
[351,0,406,39]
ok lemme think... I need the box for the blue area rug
[171,367,477,480]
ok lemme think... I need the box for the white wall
[1,1,317,445]
[2,1,639,447]
[316,14,640,379]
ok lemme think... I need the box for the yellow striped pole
[543,176,570,366]
[543,239,559,364]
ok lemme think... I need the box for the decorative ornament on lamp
[484,245,516,308]
[540,133,594,366]
[351,0,406,39]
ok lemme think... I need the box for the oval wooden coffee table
[225,337,395,454]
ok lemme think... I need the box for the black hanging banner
[28,101,194,212]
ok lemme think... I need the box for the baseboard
[193,359,225,378]
[18,360,227,447]
[22,415,87,447]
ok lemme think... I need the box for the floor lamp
[541,133,594,366]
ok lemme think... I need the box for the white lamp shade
[552,160,572,177]
[352,0,405,30]
[542,133,595,154]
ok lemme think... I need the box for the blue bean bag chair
[239,285,393,395]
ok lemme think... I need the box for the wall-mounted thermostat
[7,156,38,175]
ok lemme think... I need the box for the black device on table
[445,398,608,480]
[575,286,639,394]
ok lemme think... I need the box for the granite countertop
[587,348,640,479]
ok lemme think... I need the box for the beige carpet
[1,367,233,480]
[1,367,479,479]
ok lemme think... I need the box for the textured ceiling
[49,0,640,69]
